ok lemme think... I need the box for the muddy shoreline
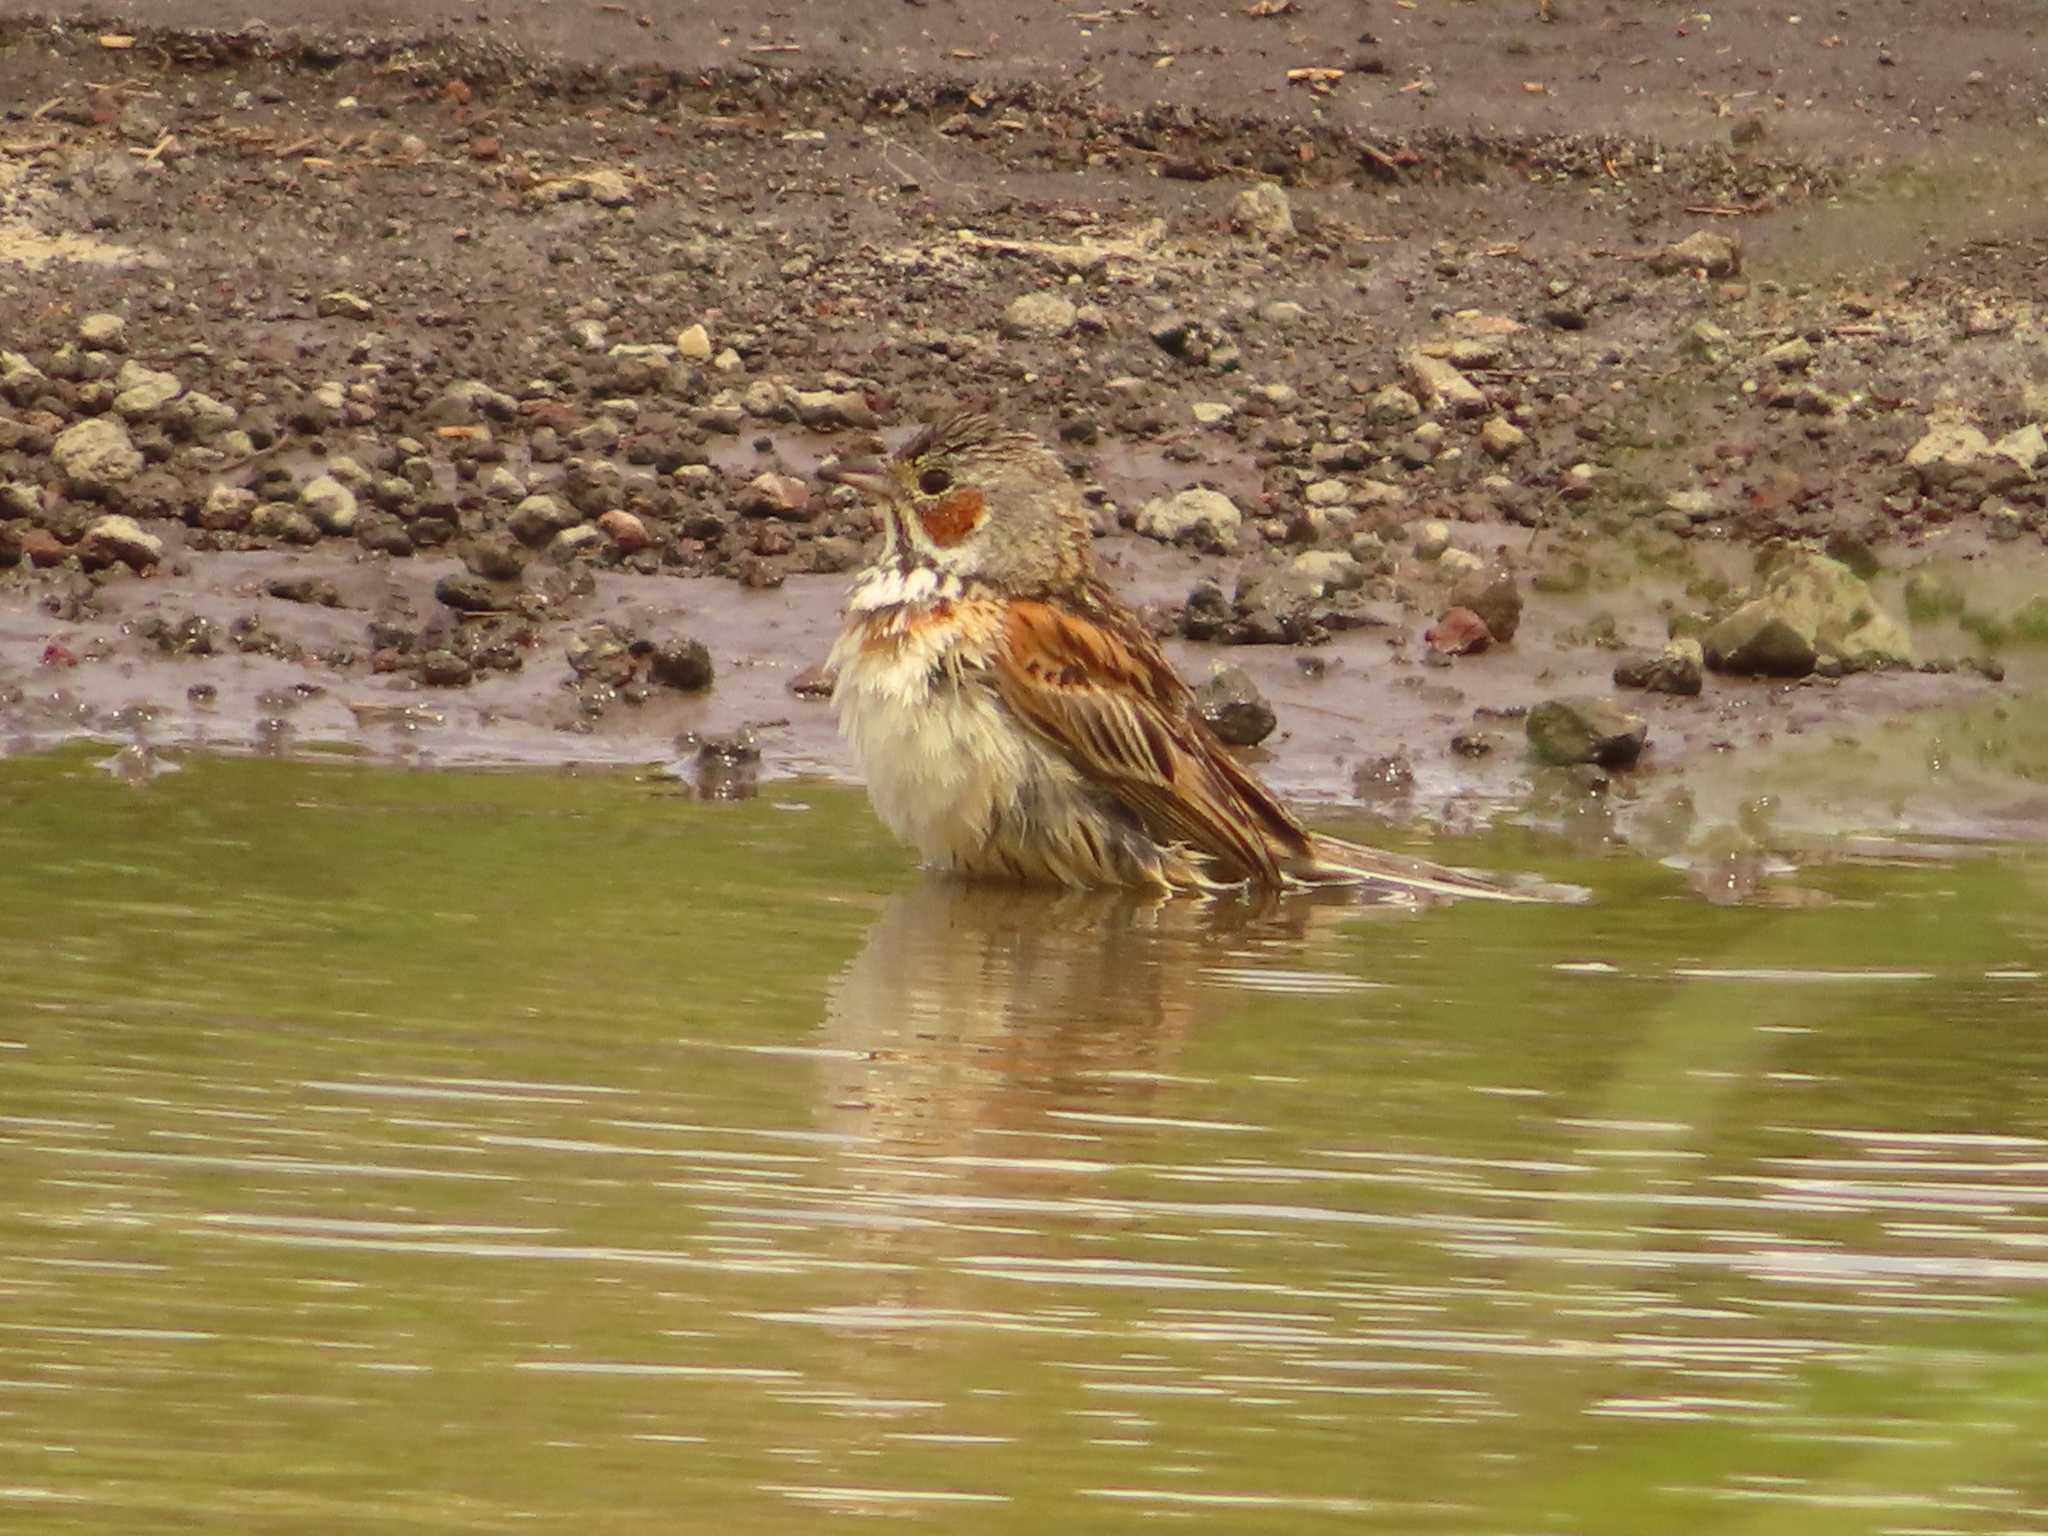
[3,4,2046,856]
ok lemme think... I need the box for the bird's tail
[1291,832,1556,904]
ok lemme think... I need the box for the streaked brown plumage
[824,411,1526,899]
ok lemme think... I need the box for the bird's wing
[989,590,1312,884]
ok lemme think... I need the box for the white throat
[847,562,965,614]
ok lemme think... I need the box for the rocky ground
[3,3,2047,874]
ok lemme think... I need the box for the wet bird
[823,411,1525,900]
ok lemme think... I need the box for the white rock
[1993,422,2046,472]
[299,474,358,534]
[1905,418,1994,488]
[1191,401,1235,428]
[1000,292,1078,339]
[82,513,163,569]
[1303,478,1351,507]
[77,313,128,351]
[1402,350,1488,417]
[1439,547,1485,576]
[52,416,143,494]
[1230,182,1293,239]
[112,363,183,421]
[1289,550,1365,595]
[1135,487,1242,548]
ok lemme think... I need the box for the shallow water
[4,750,2048,1534]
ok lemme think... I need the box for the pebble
[1191,401,1235,428]
[1425,607,1493,656]
[1449,565,1523,642]
[1136,487,1242,550]
[650,637,714,691]
[417,650,473,687]
[1401,350,1488,417]
[1479,416,1526,459]
[79,513,163,571]
[52,416,143,495]
[1649,230,1742,277]
[78,313,128,351]
[1412,519,1453,561]
[598,509,651,552]
[300,475,358,534]
[1230,182,1294,240]
[316,290,375,320]
[1001,292,1079,339]
[112,362,183,420]
[1526,696,1649,767]
[1194,665,1277,746]
[434,573,506,613]
[675,323,713,361]
[1613,640,1700,695]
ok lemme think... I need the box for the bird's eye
[917,467,953,496]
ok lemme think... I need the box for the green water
[4,750,2048,1534]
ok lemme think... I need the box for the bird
[822,410,1531,901]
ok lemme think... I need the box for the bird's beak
[818,454,896,501]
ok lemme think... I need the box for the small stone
[112,362,182,421]
[1760,336,1816,372]
[1613,639,1704,696]
[1259,300,1308,326]
[650,637,714,692]
[463,534,527,581]
[1194,666,1277,746]
[264,575,344,607]
[79,513,163,571]
[548,524,605,562]
[1993,422,2047,473]
[417,650,474,687]
[434,573,506,613]
[1426,607,1493,656]
[1402,350,1488,417]
[1191,401,1236,428]
[675,323,713,361]
[1449,565,1523,642]
[52,416,144,495]
[737,472,811,520]
[1230,182,1294,240]
[317,290,375,321]
[509,492,580,546]
[1303,478,1351,507]
[1000,292,1079,338]
[1438,548,1484,577]
[423,379,519,427]
[78,313,128,351]
[789,663,835,699]
[1649,230,1742,277]
[1366,385,1422,425]
[1701,608,1817,677]
[1412,519,1453,561]
[1526,696,1649,768]
[1478,417,1526,459]
[598,509,651,552]
[299,475,358,535]
[1450,730,1499,759]
[1904,418,1995,489]
[1287,550,1365,594]
[1136,487,1242,550]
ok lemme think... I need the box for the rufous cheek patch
[918,487,986,548]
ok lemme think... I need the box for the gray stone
[1136,487,1242,550]
[1287,550,1366,595]
[196,484,256,531]
[52,416,143,495]
[1649,230,1742,277]
[80,513,163,571]
[78,312,128,351]
[434,573,507,613]
[1000,292,1079,339]
[418,650,474,687]
[1703,551,1912,677]
[1478,417,1526,459]
[1230,182,1293,240]
[1,350,49,405]
[1402,350,1487,417]
[317,290,376,321]
[650,638,714,691]
[299,475,358,535]
[1905,419,1995,489]
[423,380,518,427]
[1614,639,1704,696]
[1449,565,1523,642]
[1526,696,1649,767]
[509,492,580,546]
[1195,666,1277,746]
[1366,385,1422,425]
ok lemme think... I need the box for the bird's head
[822,412,1090,592]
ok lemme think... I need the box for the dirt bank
[3,3,2047,855]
